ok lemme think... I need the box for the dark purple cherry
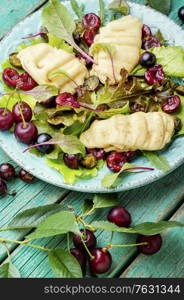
[0,108,14,131]
[63,154,79,169]
[106,152,128,173]
[12,102,32,123]
[0,178,16,197]
[56,93,80,108]
[145,64,165,85]
[16,72,36,90]
[162,95,181,113]
[73,229,96,251]
[2,68,19,87]
[107,206,131,227]
[87,148,106,160]
[83,29,96,46]
[178,7,184,22]
[137,234,162,255]
[142,24,152,40]
[35,133,53,154]
[19,168,34,183]
[89,248,112,274]
[140,51,156,68]
[0,163,15,181]
[70,248,86,270]
[82,13,101,31]
[14,122,38,144]
[76,53,93,68]
[124,151,137,161]
[142,36,161,50]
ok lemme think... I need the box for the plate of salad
[0,0,184,193]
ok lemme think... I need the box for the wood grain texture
[120,205,184,278]
[0,0,48,39]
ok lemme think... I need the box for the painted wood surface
[0,0,183,278]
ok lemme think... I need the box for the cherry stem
[78,217,96,232]
[0,238,51,252]
[104,242,149,251]
[7,190,17,197]
[17,92,27,128]
[81,236,94,260]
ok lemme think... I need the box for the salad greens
[0,0,184,188]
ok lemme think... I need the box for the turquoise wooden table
[0,0,184,278]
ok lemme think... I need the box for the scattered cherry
[0,108,14,131]
[87,148,106,160]
[0,178,16,197]
[19,168,34,183]
[106,152,128,173]
[140,51,156,68]
[70,248,86,270]
[14,122,38,144]
[12,102,32,123]
[144,64,165,85]
[89,248,112,274]
[2,68,19,87]
[56,93,80,108]
[16,72,36,90]
[63,154,79,169]
[142,36,161,50]
[35,133,54,154]
[82,13,101,31]
[162,95,181,113]
[83,29,96,46]
[0,163,15,181]
[107,206,131,227]
[142,24,152,40]
[73,229,97,251]
[136,234,162,255]
[178,7,184,22]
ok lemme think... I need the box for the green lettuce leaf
[142,151,171,172]
[48,33,74,53]
[70,0,85,21]
[108,0,129,15]
[16,37,46,52]
[175,95,184,135]
[0,93,36,111]
[96,102,130,118]
[132,46,184,78]
[46,158,104,184]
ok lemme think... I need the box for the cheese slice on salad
[18,43,89,93]
[80,112,175,152]
[90,15,143,84]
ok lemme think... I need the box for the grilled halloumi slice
[80,112,175,152]
[90,15,143,85]
[18,43,89,93]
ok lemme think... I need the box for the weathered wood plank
[5,164,184,278]
[0,0,48,39]
[120,204,184,278]
[0,149,69,260]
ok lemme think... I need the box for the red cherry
[19,169,34,183]
[162,95,181,113]
[14,122,38,144]
[107,206,131,227]
[137,234,162,255]
[73,229,96,251]
[144,64,165,85]
[12,102,32,123]
[0,163,15,181]
[83,29,96,46]
[56,93,80,108]
[87,148,106,160]
[63,154,79,169]
[0,108,14,131]
[89,248,112,274]
[2,68,19,87]
[17,72,36,90]
[106,152,128,173]
[142,24,152,40]
[82,13,101,31]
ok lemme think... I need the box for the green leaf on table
[46,158,103,184]
[81,199,94,215]
[99,0,107,25]
[108,0,129,15]
[143,151,171,172]
[0,262,20,278]
[26,211,80,239]
[9,204,64,228]
[148,0,171,15]
[48,33,74,53]
[91,220,184,235]
[70,0,85,21]
[48,249,83,278]
[93,194,119,209]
